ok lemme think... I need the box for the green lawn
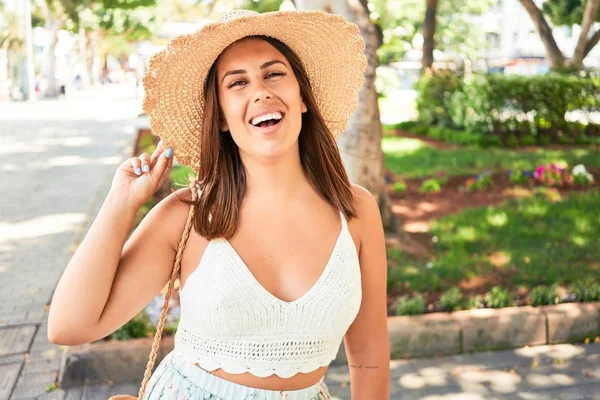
[383,136,600,179]
[387,188,600,294]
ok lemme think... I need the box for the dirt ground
[387,167,600,248]
[383,142,599,314]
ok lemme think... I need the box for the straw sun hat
[141,9,368,171]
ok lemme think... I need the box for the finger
[139,153,151,174]
[129,157,142,176]
[150,140,164,167]
[150,147,173,186]
[156,156,174,189]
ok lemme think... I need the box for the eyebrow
[221,60,287,83]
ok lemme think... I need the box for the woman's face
[216,37,307,160]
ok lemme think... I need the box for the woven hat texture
[142,9,367,171]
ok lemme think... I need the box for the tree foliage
[244,0,283,13]
[520,0,600,70]
[542,0,600,26]
[372,0,493,65]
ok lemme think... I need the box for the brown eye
[229,80,246,88]
[267,72,285,79]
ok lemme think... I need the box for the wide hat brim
[141,9,367,171]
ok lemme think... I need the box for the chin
[250,139,299,161]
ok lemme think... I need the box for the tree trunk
[78,23,90,89]
[583,29,600,59]
[46,25,60,97]
[35,0,66,97]
[422,0,438,72]
[24,0,36,101]
[90,32,101,84]
[518,0,565,70]
[295,0,397,231]
[570,0,600,68]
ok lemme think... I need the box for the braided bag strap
[135,185,198,399]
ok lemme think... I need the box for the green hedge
[416,69,462,127]
[416,72,600,146]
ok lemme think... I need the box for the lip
[249,114,284,135]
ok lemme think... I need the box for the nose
[252,80,273,103]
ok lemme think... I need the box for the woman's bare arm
[47,145,188,345]
[344,184,391,399]
[47,189,138,344]
[47,187,192,345]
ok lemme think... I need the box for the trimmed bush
[420,178,442,193]
[530,285,560,306]
[465,295,484,309]
[484,287,513,308]
[416,70,462,127]
[395,294,426,316]
[110,311,152,340]
[415,71,600,147]
[393,181,407,192]
[570,277,600,302]
[439,287,464,312]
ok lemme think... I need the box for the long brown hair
[175,35,357,239]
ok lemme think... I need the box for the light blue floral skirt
[141,351,332,400]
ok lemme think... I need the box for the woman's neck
[241,149,312,204]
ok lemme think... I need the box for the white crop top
[172,210,362,378]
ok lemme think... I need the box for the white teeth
[251,112,283,126]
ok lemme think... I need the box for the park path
[0,84,142,399]
[61,342,600,399]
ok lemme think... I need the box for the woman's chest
[178,230,362,336]
[179,218,361,304]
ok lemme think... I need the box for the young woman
[48,9,390,400]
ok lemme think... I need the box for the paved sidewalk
[59,342,600,399]
[0,84,142,399]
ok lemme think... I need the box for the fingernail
[135,167,141,175]
[165,148,173,158]
[142,164,150,173]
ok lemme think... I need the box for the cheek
[221,96,246,125]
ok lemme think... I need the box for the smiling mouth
[249,113,285,130]
[253,118,282,128]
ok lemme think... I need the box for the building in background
[482,0,600,74]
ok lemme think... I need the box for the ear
[301,99,307,114]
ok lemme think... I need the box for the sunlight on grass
[457,226,478,241]
[402,266,420,276]
[387,190,600,293]
[381,137,425,154]
[382,136,600,179]
[570,235,588,247]
[574,217,591,233]
[487,211,508,227]
[523,203,550,217]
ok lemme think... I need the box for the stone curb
[59,336,175,388]
[389,301,600,359]
[58,301,600,387]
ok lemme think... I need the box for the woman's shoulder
[349,182,380,234]
[147,185,199,250]
[350,183,377,217]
